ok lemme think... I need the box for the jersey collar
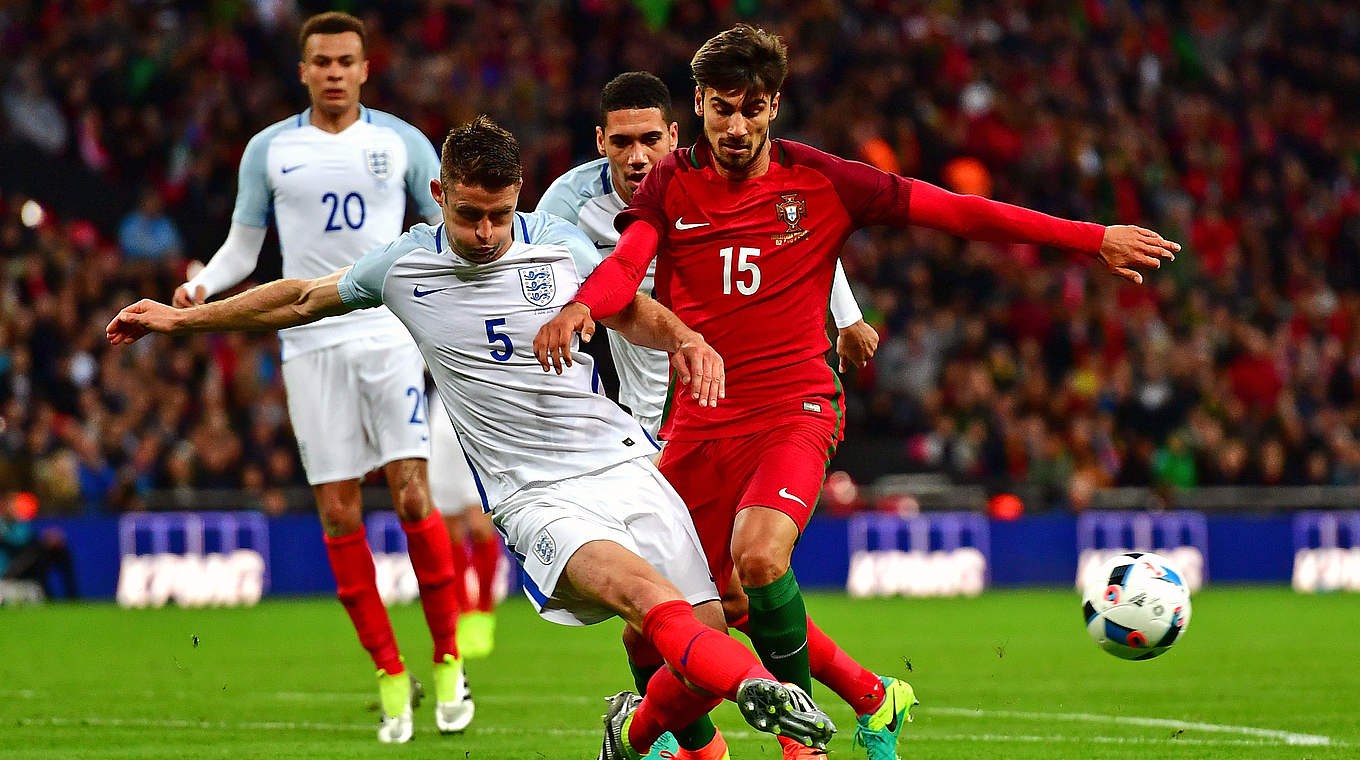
[296,104,371,131]
[687,137,787,172]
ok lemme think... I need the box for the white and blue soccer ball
[1081,552,1191,660]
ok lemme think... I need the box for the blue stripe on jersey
[435,223,445,253]
[362,105,371,123]
[599,162,610,195]
[518,213,530,244]
[591,363,600,394]
[461,450,491,513]
[521,572,550,607]
[640,427,661,451]
[296,112,303,127]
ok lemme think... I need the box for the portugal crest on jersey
[518,264,555,306]
[364,148,392,181]
[774,193,809,245]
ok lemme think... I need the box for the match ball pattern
[1081,552,1191,660]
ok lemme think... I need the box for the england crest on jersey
[519,264,555,306]
[364,148,392,181]
[532,529,556,565]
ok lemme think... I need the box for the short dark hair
[298,12,366,57]
[690,24,788,96]
[440,115,522,190]
[599,72,673,126]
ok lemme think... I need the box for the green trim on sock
[743,567,801,610]
[674,714,718,751]
[628,660,661,694]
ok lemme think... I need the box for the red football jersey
[577,138,1105,441]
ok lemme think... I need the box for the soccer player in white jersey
[536,71,881,760]
[537,71,880,442]
[109,116,837,760]
[170,12,467,743]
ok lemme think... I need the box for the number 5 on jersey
[485,318,513,361]
[719,246,761,295]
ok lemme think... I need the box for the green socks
[744,568,813,693]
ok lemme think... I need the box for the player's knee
[392,482,432,524]
[318,504,363,537]
[732,543,790,587]
[721,594,749,626]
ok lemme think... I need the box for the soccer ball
[1081,552,1191,660]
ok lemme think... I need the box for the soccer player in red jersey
[536,24,1179,760]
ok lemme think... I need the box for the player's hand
[672,332,725,408]
[836,319,879,372]
[533,301,595,374]
[1096,225,1180,285]
[106,299,182,345]
[172,283,206,308]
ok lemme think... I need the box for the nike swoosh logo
[778,488,808,509]
[280,164,305,174]
[768,640,808,660]
[593,241,614,250]
[674,217,709,230]
[884,690,901,733]
[412,285,449,298]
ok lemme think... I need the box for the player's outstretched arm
[108,268,355,345]
[605,294,725,408]
[1093,225,1180,285]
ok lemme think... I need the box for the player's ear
[358,58,369,86]
[694,86,704,117]
[595,125,606,157]
[297,60,306,85]
[430,179,444,206]
[769,92,780,122]
[667,121,679,147]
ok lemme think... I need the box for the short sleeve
[231,130,275,227]
[400,125,442,220]
[338,231,423,308]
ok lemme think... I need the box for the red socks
[445,524,472,612]
[641,600,769,699]
[403,512,461,661]
[732,612,886,716]
[470,535,501,612]
[807,617,884,715]
[628,665,722,752]
[324,528,402,674]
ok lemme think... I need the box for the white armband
[182,223,267,299]
[829,260,864,329]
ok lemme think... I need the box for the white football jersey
[537,158,670,437]
[234,105,442,358]
[337,212,659,509]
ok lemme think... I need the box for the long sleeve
[828,260,863,329]
[184,222,268,298]
[907,179,1105,254]
[570,220,659,319]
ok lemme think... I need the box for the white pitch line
[928,706,1337,746]
[8,718,1319,749]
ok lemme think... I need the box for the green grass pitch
[1,588,1357,759]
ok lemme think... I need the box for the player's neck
[309,104,361,134]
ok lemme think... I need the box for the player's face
[298,32,368,116]
[695,86,780,178]
[596,108,678,203]
[431,179,521,264]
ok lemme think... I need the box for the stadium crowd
[2,0,1359,514]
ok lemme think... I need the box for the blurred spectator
[117,189,184,262]
[0,492,78,599]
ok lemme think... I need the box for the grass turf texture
[1,588,1356,759]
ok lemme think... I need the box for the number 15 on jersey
[719,246,761,295]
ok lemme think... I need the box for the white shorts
[282,336,430,485]
[492,456,717,626]
[428,392,485,514]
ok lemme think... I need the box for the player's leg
[428,391,498,659]
[560,541,832,758]
[621,625,723,760]
[730,422,917,759]
[364,347,469,734]
[285,346,414,743]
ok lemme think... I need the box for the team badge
[518,264,555,306]
[774,193,809,245]
[532,529,556,565]
[364,148,392,181]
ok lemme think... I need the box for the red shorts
[658,415,839,594]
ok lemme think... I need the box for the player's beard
[454,239,508,264]
[713,133,767,174]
